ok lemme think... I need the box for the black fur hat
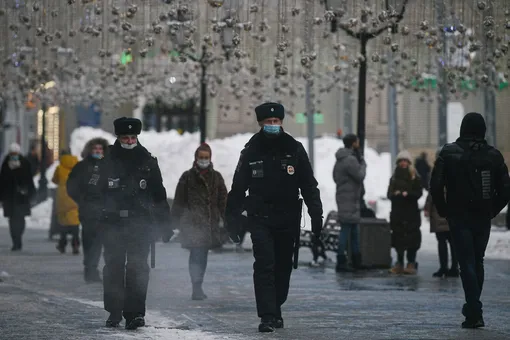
[255,102,285,122]
[114,117,142,136]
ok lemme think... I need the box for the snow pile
[68,127,393,223]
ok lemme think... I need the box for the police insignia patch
[287,165,295,175]
[140,179,147,189]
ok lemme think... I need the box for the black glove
[226,215,242,244]
[311,217,323,239]
[161,227,174,243]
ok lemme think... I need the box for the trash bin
[359,217,392,269]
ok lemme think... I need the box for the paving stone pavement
[1,228,510,340]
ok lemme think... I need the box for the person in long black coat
[0,143,36,251]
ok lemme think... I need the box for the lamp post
[38,102,48,202]
[176,25,233,145]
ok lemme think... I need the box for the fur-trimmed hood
[81,137,110,158]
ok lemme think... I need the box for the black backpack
[459,143,495,216]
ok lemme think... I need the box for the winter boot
[84,268,102,283]
[191,283,207,300]
[258,316,275,333]
[56,244,66,254]
[447,267,459,278]
[389,263,403,274]
[105,312,122,327]
[462,316,485,329]
[336,254,354,273]
[432,268,448,278]
[125,315,145,330]
[352,253,369,270]
[403,263,417,275]
[273,317,284,329]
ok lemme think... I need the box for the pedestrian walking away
[430,112,510,329]
[67,137,110,283]
[0,143,36,251]
[171,143,228,301]
[225,102,323,333]
[387,150,423,275]
[99,117,172,330]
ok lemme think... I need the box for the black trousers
[58,225,80,248]
[436,231,458,270]
[102,222,150,320]
[250,224,295,319]
[9,215,26,249]
[396,248,418,264]
[448,219,491,319]
[189,247,209,285]
[81,219,103,274]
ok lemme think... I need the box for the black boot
[125,315,145,330]
[84,268,102,283]
[273,317,284,329]
[462,316,485,329]
[336,254,354,273]
[432,268,448,278]
[447,267,459,278]
[191,283,207,300]
[258,316,275,333]
[105,312,122,327]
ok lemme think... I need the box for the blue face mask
[263,125,281,135]
[91,153,103,159]
[9,155,19,161]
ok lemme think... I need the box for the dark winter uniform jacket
[226,130,323,230]
[0,155,36,218]
[430,112,510,222]
[424,193,449,233]
[98,141,170,235]
[67,138,110,222]
[333,147,366,224]
[172,164,228,249]
[387,167,423,251]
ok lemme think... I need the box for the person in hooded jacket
[171,143,228,300]
[430,112,510,328]
[226,102,323,333]
[67,137,109,283]
[0,143,36,251]
[99,117,171,330]
[333,133,367,272]
[387,150,423,275]
[424,150,458,278]
[53,150,80,254]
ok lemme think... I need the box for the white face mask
[120,142,137,150]
[197,159,210,169]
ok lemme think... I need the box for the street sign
[295,112,324,124]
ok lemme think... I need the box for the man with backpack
[430,112,510,329]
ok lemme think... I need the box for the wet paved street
[1,228,510,339]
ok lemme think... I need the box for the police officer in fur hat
[226,102,323,332]
[100,117,172,330]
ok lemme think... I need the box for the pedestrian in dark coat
[99,118,171,330]
[430,112,510,328]
[415,152,431,190]
[171,143,228,300]
[333,133,366,272]
[387,150,423,275]
[67,137,109,283]
[0,143,36,251]
[226,102,323,333]
[424,192,458,278]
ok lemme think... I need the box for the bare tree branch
[367,0,409,40]
[337,22,361,40]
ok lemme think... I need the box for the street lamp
[175,25,233,144]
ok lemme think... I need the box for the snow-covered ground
[1,126,509,260]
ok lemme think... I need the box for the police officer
[100,117,171,330]
[67,137,109,283]
[226,102,323,333]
